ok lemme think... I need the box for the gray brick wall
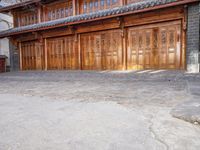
[9,41,19,71]
[187,3,200,72]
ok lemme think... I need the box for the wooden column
[42,6,46,22]
[44,38,48,70]
[13,12,17,27]
[38,5,41,23]
[122,0,127,6]
[17,14,21,27]
[122,29,127,70]
[182,6,187,70]
[76,0,79,15]
[119,17,127,70]
[19,42,23,71]
[18,13,21,27]
[73,0,76,16]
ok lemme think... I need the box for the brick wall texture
[187,3,200,72]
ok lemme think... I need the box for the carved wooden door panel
[81,29,123,70]
[35,43,43,70]
[55,39,63,70]
[47,40,53,69]
[158,24,181,69]
[47,40,55,69]
[47,39,63,70]
[152,28,159,69]
[21,43,26,70]
[21,41,44,70]
[127,29,137,70]
[127,21,181,70]
[47,36,78,70]
[93,35,102,70]
[63,38,70,69]
[102,31,123,70]
[127,28,153,69]
[29,43,35,70]
[63,36,79,69]
[144,29,153,69]
[81,34,102,70]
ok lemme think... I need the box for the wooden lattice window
[127,0,144,4]
[45,1,73,21]
[16,11,38,26]
[80,0,121,14]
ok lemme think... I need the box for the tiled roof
[0,0,40,12]
[0,0,197,37]
[0,1,10,7]
[0,0,29,6]
[0,55,8,59]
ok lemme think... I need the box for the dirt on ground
[0,70,200,150]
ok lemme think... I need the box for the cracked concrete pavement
[0,70,200,150]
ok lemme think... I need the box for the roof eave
[0,0,41,13]
[0,0,199,38]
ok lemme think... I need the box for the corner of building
[0,8,13,72]
[186,2,200,73]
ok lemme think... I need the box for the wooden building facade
[0,0,199,71]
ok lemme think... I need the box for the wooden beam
[44,38,48,70]
[18,42,23,71]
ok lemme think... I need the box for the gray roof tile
[0,0,188,37]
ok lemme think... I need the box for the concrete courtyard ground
[0,70,200,150]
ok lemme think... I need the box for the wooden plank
[29,43,32,70]
[23,44,27,70]
[26,44,29,70]
[19,42,23,70]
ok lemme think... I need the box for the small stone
[194,122,199,125]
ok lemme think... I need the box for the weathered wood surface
[127,21,181,70]
[10,1,186,70]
